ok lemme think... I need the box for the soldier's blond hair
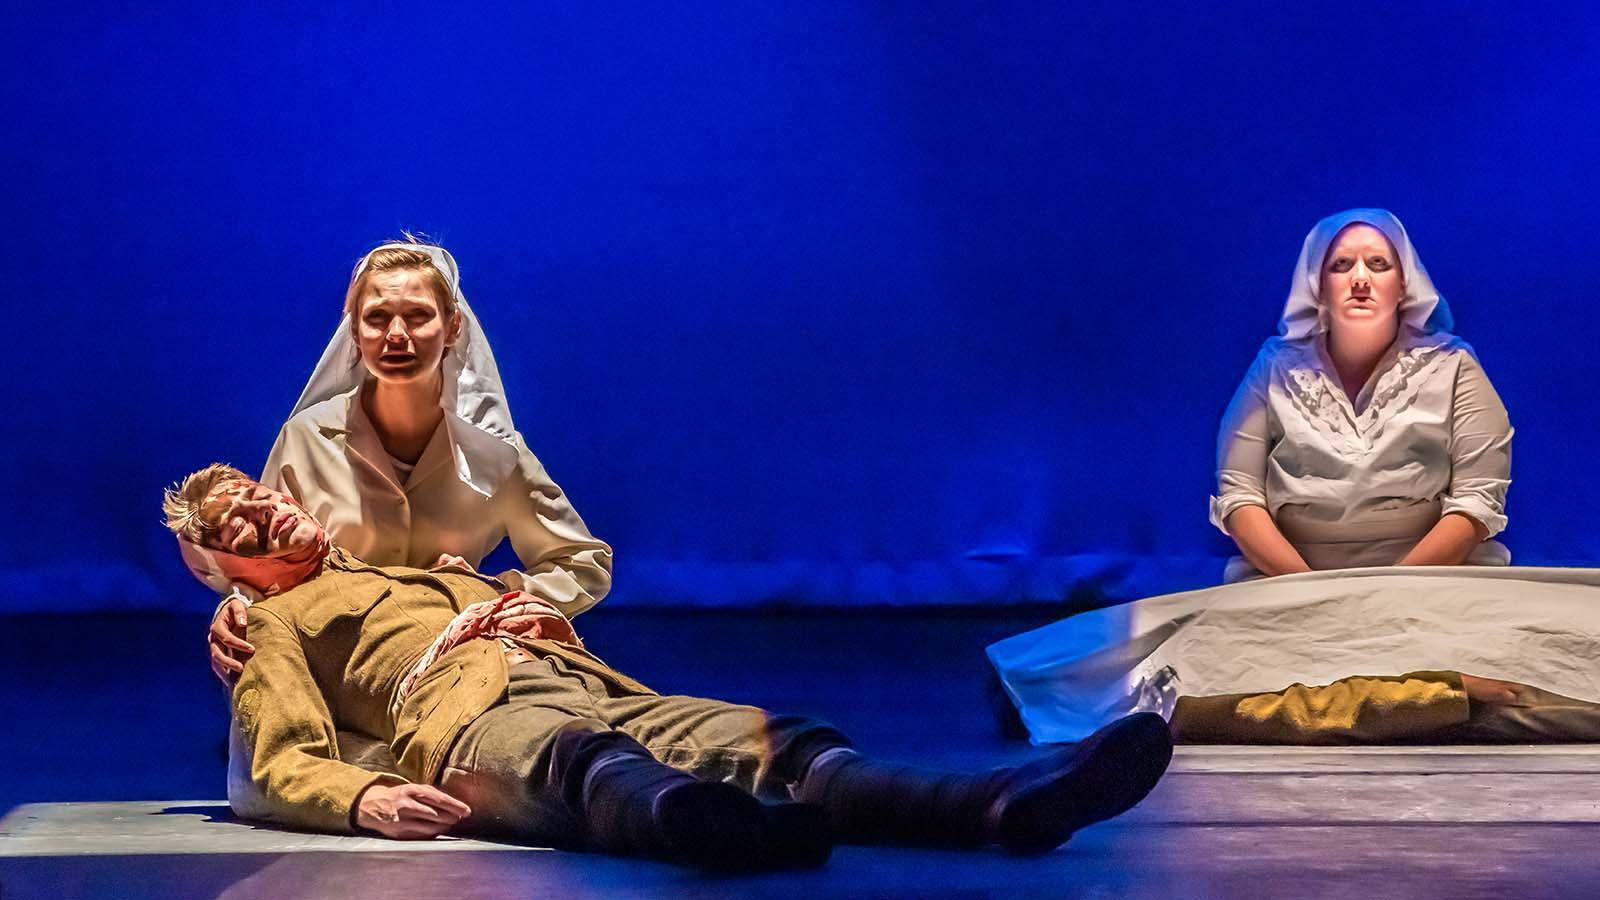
[162,463,250,543]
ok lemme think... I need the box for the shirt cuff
[1210,494,1266,536]
[212,586,259,620]
[1439,496,1508,539]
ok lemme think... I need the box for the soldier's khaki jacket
[227,548,647,834]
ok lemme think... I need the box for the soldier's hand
[1461,673,1522,704]
[494,591,580,645]
[354,783,472,840]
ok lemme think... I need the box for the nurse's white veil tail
[288,242,520,497]
[1278,208,1455,340]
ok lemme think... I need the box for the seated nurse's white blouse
[1210,330,1512,566]
[1209,209,1512,579]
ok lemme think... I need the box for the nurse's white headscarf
[289,242,520,497]
[1278,208,1455,340]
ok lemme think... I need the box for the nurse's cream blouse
[261,386,612,618]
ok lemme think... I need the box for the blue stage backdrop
[5,4,1598,611]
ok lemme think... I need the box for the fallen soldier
[165,464,1172,869]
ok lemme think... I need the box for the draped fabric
[10,7,1600,614]
[1277,208,1453,340]
[176,530,329,599]
[989,567,1600,744]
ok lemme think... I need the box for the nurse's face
[203,481,322,557]
[1319,224,1405,335]
[354,269,461,386]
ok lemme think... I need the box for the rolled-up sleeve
[1210,349,1274,534]
[1440,352,1512,537]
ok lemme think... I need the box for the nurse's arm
[498,438,614,619]
[1224,505,1312,577]
[1395,512,1486,567]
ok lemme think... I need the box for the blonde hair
[163,463,249,543]
[343,232,458,323]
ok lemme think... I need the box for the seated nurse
[1212,209,1512,582]
[205,239,612,682]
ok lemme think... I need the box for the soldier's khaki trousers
[438,648,846,841]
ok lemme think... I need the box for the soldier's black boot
[793,712,1172,853]
[564,730,831,869]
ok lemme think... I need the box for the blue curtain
[5,3,1597,610]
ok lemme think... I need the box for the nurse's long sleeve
[494,437,614,619]
[1210,349,1274,534]
[1441,354,1512,537]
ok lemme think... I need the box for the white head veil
[288,242,520,497]
[1278,208,1454,340]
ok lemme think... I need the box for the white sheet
[988,566,1600,744]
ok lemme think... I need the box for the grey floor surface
[4,611,1600,898]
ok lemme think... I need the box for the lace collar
[1275,331,1463,447]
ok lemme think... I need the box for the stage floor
[4,611,1599,898]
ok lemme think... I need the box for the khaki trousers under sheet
[1170,671,1600,745]
[438,649,846,841]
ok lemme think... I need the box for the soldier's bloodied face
[202,481,322,557]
